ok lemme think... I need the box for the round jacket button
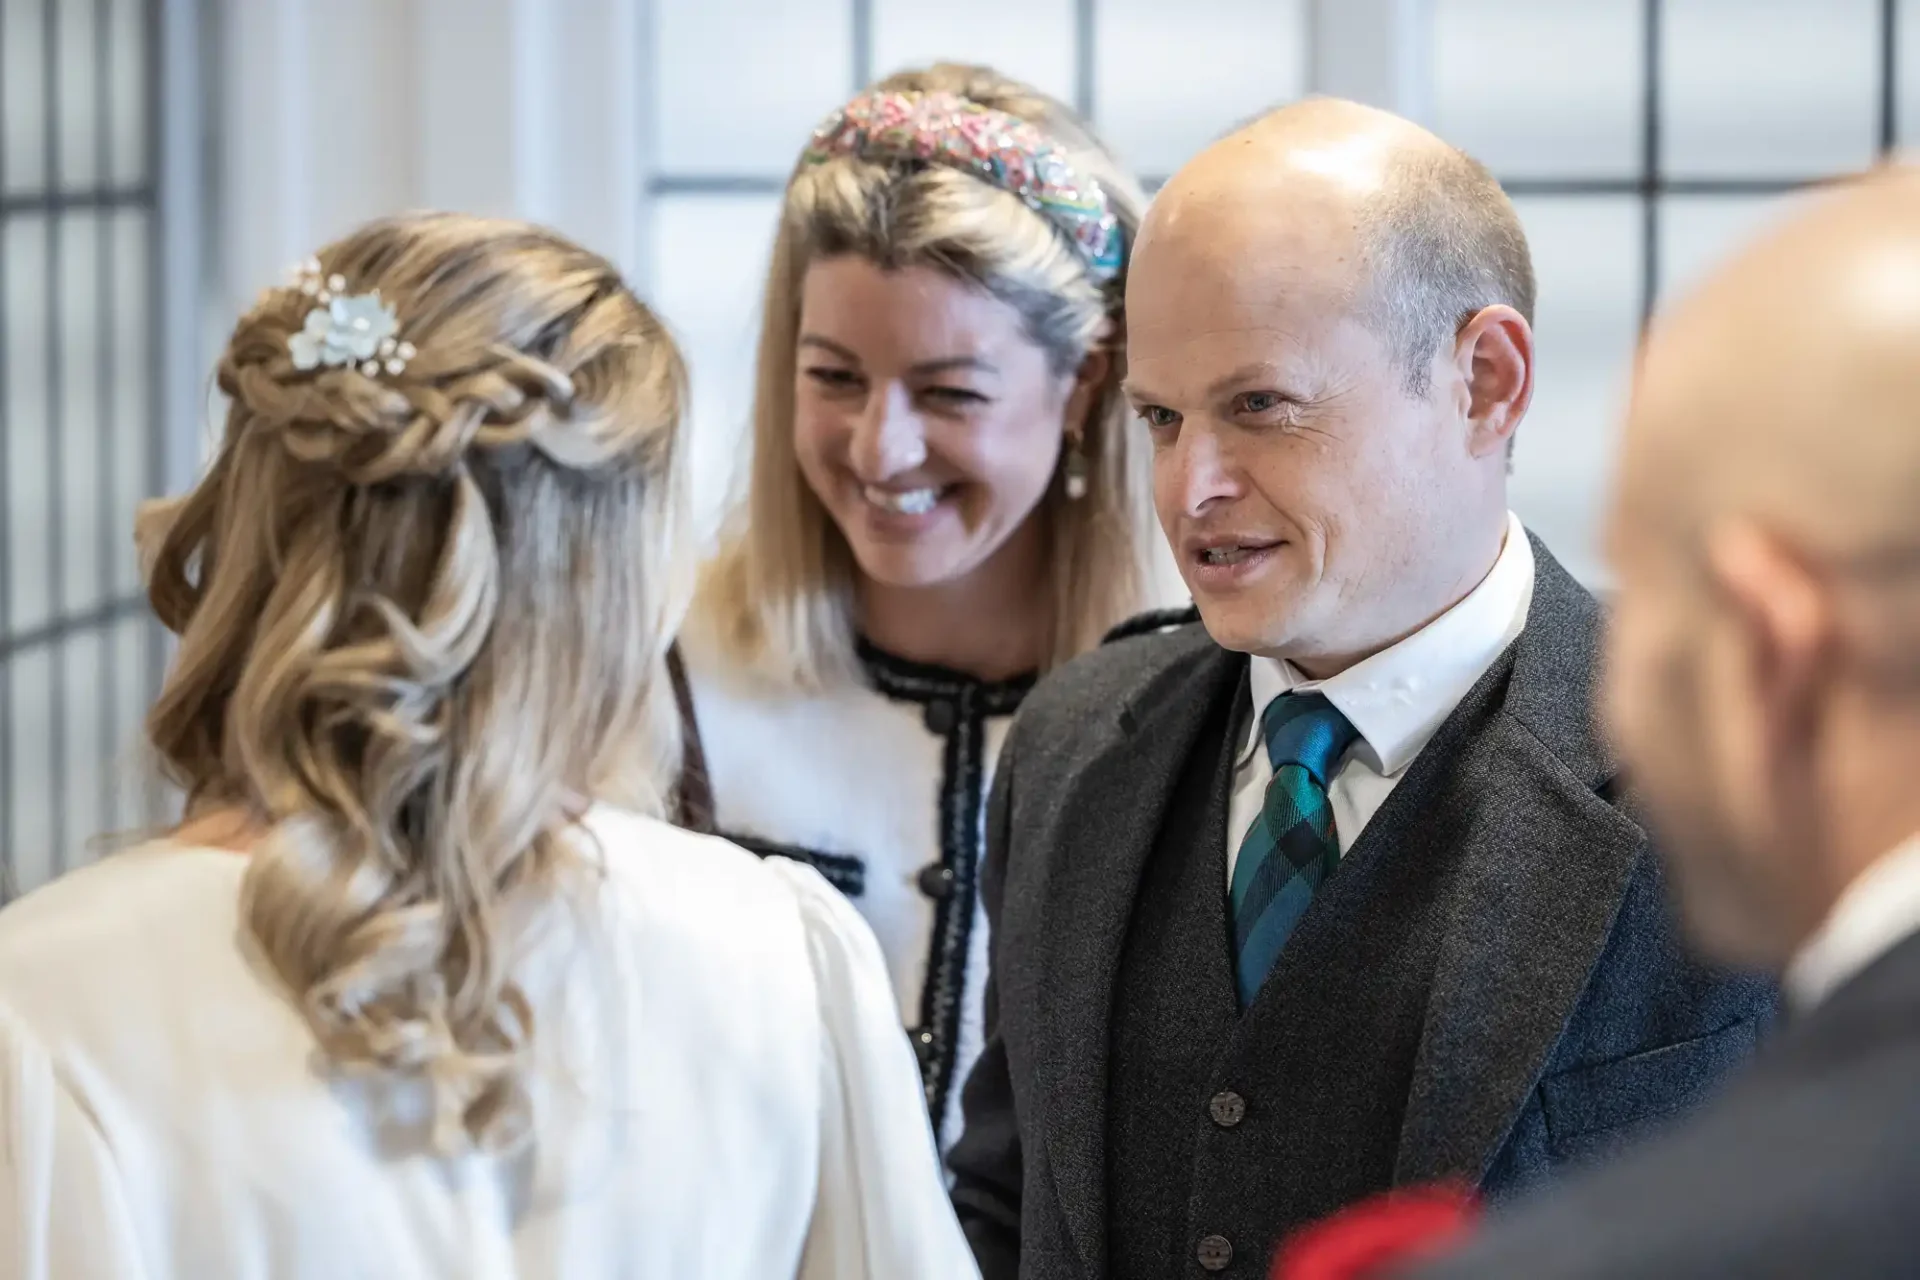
[1208,1090,1246,1128]
[923,699,957,734]
[909,1027,936,1065]
[917,863,956,899]
[1196,1234,1234,1271]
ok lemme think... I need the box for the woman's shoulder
[586,808,872,934]
[580,806,849,925]
[0,842,252,1048]
[672,618,892,767]
[0,819,832,971]
[578,807,883,1011]
[0,842,243,967]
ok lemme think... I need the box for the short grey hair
[1356,147,1536,397]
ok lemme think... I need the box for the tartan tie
[1229,692,1360,1008]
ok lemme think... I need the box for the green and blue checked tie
[1229,692,1360,1008]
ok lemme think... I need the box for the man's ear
[1705,519,1833,744]
[1451,304,1534,459]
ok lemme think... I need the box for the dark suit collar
[1113,623,1242,737]
[1505,533,1617,789]
[1035,628,1243,1276]
[1394,539,1643,1183]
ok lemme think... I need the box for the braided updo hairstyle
[141,212,687,1155]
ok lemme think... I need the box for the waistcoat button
[1196,1234,1234,1271]
[1209,1090,1247,1128]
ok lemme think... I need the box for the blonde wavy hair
[141,212,688,1155]
[694,63,1156,686]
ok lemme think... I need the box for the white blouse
[677,628,1027,1155]
[0,808,979,1280]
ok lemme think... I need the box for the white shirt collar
[1787,832,1920,1010]
[1247,512,1536,776]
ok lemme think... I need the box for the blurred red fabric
[1269,1183,1479,1280]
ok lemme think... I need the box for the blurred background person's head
[694,62,1154,684]
[140,212,688,1153]
[1127,98,1536,673]
[1604,167,1920,979]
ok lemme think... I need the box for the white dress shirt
[1787,832,1920,1010]
[1227,512,1537,882]
[0,808,979,1280]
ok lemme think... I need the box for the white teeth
[863,485,941,516]
[1202,546,1256,565]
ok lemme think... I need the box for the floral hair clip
[800,90,1124,282]
[284,256,417,378]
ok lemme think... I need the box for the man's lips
[1186,536,1283,565]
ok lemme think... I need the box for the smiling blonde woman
[0,213,977,1280]
[670,63,1167,1155]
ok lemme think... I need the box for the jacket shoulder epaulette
[1100,605,1202,645]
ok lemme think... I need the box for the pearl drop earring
[1064,437,1089,501]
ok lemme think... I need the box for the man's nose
[847,383,928,480]
[1169,423,1241,516]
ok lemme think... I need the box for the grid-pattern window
[1,0,164,896]
[1436,0,1912,583]
[651,0,1911,590]
[648,0,1309,543]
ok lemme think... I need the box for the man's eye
[1238,391,1285,415]
[1139,406,1180,430]
[804,367,862,389]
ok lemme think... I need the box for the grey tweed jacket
[947,536,1779,1280]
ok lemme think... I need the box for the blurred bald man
[947,98,1774,1280]
[1405,166,1920,1280]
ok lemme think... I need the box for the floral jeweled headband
[800,89,1124,283]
